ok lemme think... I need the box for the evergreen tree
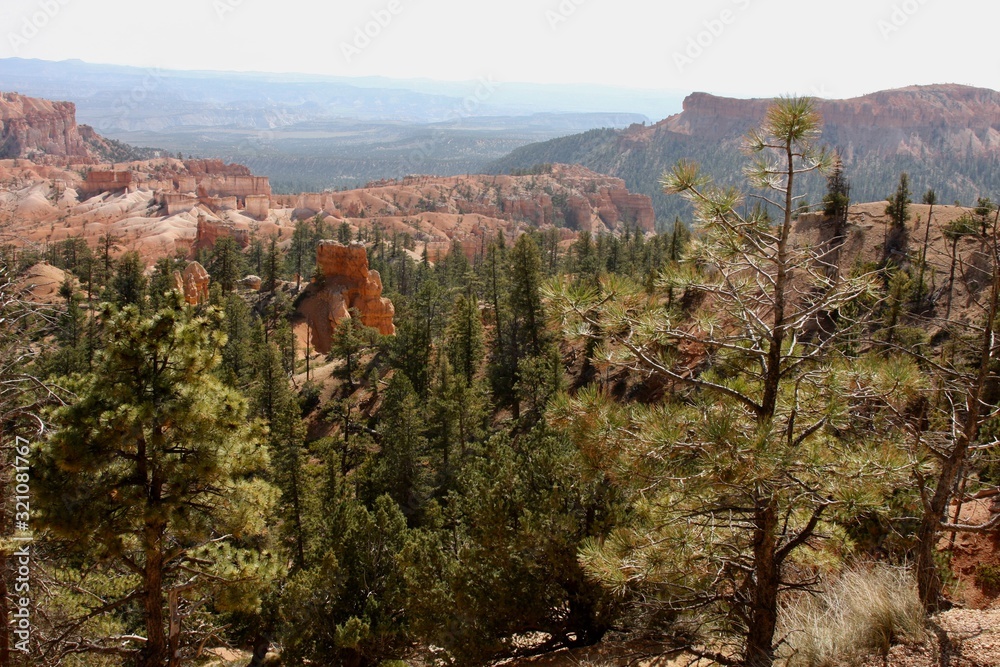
[262,236,282,293]
[110,250,148,308]
[915,188,937,309]
[885,172,912,229]
[404,426,620,664]
[490,234,548,418]
[287,219,315,289]
[363,374,432,523]
[943,213,979,319]
[35,301,279,667]
[220,291,259,389]
[148,256,179,311]
[444,293,485,385]
[208,236,246,293]
[822,156,851,224]
[281,496,413,667]
[549,97,912,667]
[338,221,353,244]
[47,277,87,376]
[329,313,373,391]
[884,173,912,266]
[251,337,309,570]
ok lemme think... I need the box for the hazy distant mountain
[0,58,680,129]
[0,58,679,191]
[490,84,1000,224]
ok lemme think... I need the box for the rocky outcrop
[195,217,250,251]
[245,194,270,220]
[661,84,1000,157]
[80,170,133,196]
[300,241,395,354]
[0,92,90,159]
[493,83,1000,220]
[173,262,210,305]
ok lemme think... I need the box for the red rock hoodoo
[173,262,211,305]
[301,241,395,354]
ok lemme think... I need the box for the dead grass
[779,564,925,667]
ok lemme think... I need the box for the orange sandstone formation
[300,241,395,354]
[173,262,210,305]
[0,92,90,159]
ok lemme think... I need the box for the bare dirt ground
[858,605,1000,667]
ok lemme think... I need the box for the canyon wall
[0,92,90,159]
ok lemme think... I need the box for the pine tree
[148,256,179,311]
[110,250,148,308]
[208,236,246,293]
[884,173,912,265]
[822,156,851,229]
[220,291,259,389]
[251,337,309,570]
[364,374,431,523]
[48,277,87,376]
[329,313,372,391]
[549,97,913,667]
[444,294,485,386]
[262,236,282,294]
[35,300,278,667]
[490,234,548,419]
[403,425,620,664]
[281,496,413,666]
[915,188,937,310]
[287,219,314,289]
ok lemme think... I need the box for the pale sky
[1,0,995,99]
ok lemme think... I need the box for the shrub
[779,564,924,667]
[975,563,1000,596]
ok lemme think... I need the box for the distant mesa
[491,83,1000,219]
[662,84,1000,155]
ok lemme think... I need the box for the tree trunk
[139,527,168,667]
[746,499,779,667]
[917,204,934,309]
[945,239,958,320]
[917,218,1000,611]
[168,589,181,667]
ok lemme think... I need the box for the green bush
[975,563,1000,596]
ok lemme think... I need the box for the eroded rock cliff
[0,92,90,159]
[299,242,396,354]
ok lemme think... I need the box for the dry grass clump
[779,563,925,667]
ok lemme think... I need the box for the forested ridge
[488,89,1000,227]
[1,98,999,667]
